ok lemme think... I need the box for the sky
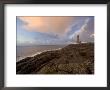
[17,16,94,46]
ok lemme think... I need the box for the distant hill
[16,43,94,74]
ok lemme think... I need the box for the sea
[16,45,66,62]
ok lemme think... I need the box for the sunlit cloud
[19,16,74,35]
[17,16,94,45]
[68,18,94,42]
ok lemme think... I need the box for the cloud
[77,18,90,34]
[68,17,94,42]
[17,16,94,45]
[18,16,74,35]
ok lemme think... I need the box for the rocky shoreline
[16,43,94,74]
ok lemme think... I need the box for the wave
[17,48,62,62]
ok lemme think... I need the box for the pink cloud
[19,16,74,35]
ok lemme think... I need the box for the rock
[16,43,94,74]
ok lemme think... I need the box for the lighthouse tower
[76,35,81,44]
[77,35,79,43]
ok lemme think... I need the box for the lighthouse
[77,35,79,43]
[76,35,81,44]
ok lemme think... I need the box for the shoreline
[17,48,62,62]
[16,42,91,62]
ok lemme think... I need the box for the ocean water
[16,45,66,62]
